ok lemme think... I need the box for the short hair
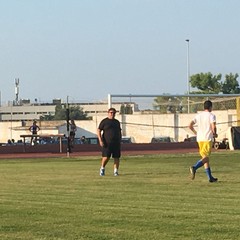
[108,108,117,113]
[204,100,212,110]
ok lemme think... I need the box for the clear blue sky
[1,0,239,104]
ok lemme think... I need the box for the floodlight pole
[66,95,71,157]
[186,39,190,113]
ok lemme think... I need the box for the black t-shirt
[98,118,121,144]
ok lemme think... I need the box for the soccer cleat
[209,177,218,183]
[189,166,196,180]
[114,172,119,176]
[100,168,105,176]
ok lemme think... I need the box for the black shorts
[102,142,121,158]
[70,131,75,137]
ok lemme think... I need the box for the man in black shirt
[97,108,122,176]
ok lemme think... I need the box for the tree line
[190,72,240,94]
[154,72,240,113]
[40,104,90,121]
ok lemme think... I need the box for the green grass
[0,151,240,240]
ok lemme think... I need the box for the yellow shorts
[198,141,212,158]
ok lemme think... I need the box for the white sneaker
[100,168,105,176]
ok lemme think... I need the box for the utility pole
[185,39,190,113]
[66,96,71,157]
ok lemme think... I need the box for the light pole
[185,39,190,113]
[66,95,71,157]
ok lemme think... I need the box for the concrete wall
[114,110,236,143]
[0,110,237,144]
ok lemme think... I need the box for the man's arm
[120,130,122,142]
[211,122,218,138]
[97,129,104,147]
[189,120,197,135]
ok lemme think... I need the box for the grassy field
[0,151,240,240]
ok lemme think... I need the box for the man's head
[204,100,213,111]
[108,108,117,119]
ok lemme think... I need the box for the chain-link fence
[109,94,239,114]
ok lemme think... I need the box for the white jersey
[192,111,216,142]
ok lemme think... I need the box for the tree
[189,72,240,111]
[40,114,54,121]
[53,104,65,120]
[222,73,240,94]
[153,96,185,113]
[120,104,133,114]
[41,104,89,120]
[68,105,89,120]
[55,104,89,120]
[190,72,222,93]
[153,96,171,113]
[153,72,240,114]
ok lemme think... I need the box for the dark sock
[193,160,203,171]
[205,168,212,180]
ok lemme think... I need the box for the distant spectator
[69,119,77,147]
[21,120,26,127]
[184,135,190,142]
[29,120,40,145]
[81,136,87,144]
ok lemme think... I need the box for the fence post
[108,94,112,109]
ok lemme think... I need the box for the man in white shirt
[189,100,218,182]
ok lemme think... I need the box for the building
[0,99,139,121]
